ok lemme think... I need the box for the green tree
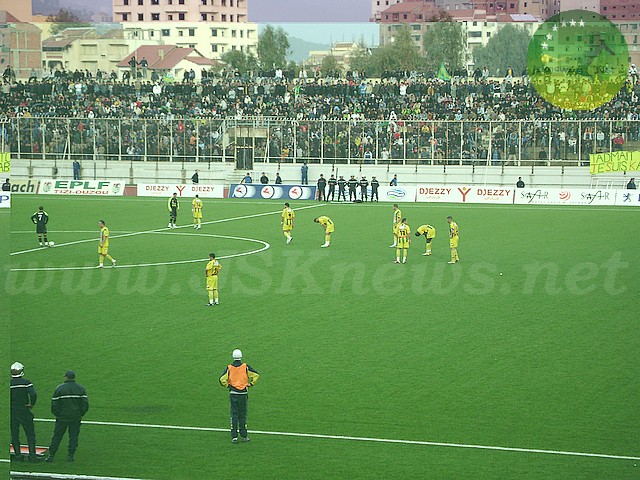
[473,24,531,77]
[422,20,466,73]
[220,50,257,75]
[257,25,290,69]
[388,27,424,72]
[349,44,377,76]
[320,55,341,77]
[46,9,89,35]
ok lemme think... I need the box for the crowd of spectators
[2,68,639,164]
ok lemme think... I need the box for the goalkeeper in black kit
[168,193,179,229]
[31,206,51,247]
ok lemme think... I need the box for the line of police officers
[317,174,381,202]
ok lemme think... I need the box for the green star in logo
[527,10,629,110]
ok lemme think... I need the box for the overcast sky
[249,0,371,22]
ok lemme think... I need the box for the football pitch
[7,195,640,479]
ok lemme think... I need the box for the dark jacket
[11,376,37,412]
[51,380,89,421]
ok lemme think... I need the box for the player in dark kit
[347,175,358,201]
[337,176,347,201]
[168,193,179,228]
[359,176,369,201]
[31,206,50,247]
[370,176,380,202]
[327,175,337,201]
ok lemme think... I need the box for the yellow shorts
[193,212,202,219]
[450,236,459,248]
[282,225,293,232]
[325,225,335,234]
[98,245,109,255]
[206,275,218,291]
[397,238,410,249]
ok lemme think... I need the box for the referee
[219,349,259,443]
[10,362,40,462]
[168,193,179,229]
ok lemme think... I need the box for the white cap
[11,362,24,377]
[232,349,242,360]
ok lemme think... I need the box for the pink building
[371,0,403,21]
[113,0,248,23]
[601,0,640,20]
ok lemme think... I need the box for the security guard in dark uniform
[46,370,89,463]
[10,362,40,462]
[370,176,380,202]
[347,175,358,201]
[316,175,327,202]
[337,176,347,201]
[219,349,259,443]
[327,174,337,201]
[359,176,369,201]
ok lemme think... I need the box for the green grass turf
[1,207,9,477]
[7,195,640,479]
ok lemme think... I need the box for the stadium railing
[4,117,639,167]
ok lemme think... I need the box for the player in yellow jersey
[192,195,203,229]
[447,216,459,264]
[314,216,334,247]
[205,252,222,306]
[97,220,116,268]
[281,202,295,244]
[390,204,402,247]
[394,218,411,264]
[415,224,436,256]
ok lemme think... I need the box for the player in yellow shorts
[447,216,459,264]
[314,216,334,247]
[394,218,411,263]
[415,224,436,256]
[281,202,295,244]
[97,219,116,268]
[390,204,402,247]
[192,195,203,229]
[205,252,221,306]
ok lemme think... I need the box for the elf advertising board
[514,188,616,206]
[416,185,514,204]
[38,180,125,196]
[137,183,225,198]
[614,190,640,206]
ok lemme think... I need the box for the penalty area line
[9,473,147,480]
[33,419,640,462]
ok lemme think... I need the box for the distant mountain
[34,0,112,19]
[287,36,330,64]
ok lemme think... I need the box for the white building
[122,22,258,59]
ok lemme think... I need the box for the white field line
[9,473,147,480]
[10,233,270,272]
[11,231,136,234]
[33,419,640,462]
[10,204,321,257]
[0,458,9,463]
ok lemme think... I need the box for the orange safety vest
[228,363,249,390]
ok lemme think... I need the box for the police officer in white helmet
[219,349,260,443]
[10,362,41,462]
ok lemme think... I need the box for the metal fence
[2,117,639,167]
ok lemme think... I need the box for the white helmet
[11,362,24,377]
[232,349,242,360]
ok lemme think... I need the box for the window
[168,0,172,3]
[510,3,514,7]
[222,14,226,21]
[201,0,207,4]
[212,44,218,52]
[487,32,491,37]
[222,0,226,5]
[178,30,184,36]
[240,30,244,38]
[232,45,236,51]
[178,0,185,3]
[150,30,155,37]
[124,0,129,5]
[211,28,218,36]
[138,13,144,20]
[412,24,420,30]
[469,31,482,37]
[151,0,159,4]
[189,28,195,36]
[161,28,170,36]
[122,13,129,21]
[231,29,236,37]
[403,14,408,19]
[202,13,207,21]
[230,14,234,21]
[138,0,143,5]
[151,13,160,20]
[189,44,195,48]
[230,0,234,6]
[178,12,185,20]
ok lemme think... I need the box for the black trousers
[371,189,379,201]
[229,394,248,439]
[169,207,177,223]
[349,189,356,201]
[49,418,82,456]
[11,409,36,457]
[337,188,346,201]
[360,188,368,201]
[317,188,325,201]
[328,186,335,201]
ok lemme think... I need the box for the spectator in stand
[191,170,199,184]
[627,178,636,189]
[516,177,525,188]
[260,172,269,184]
[241,173,252,184]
